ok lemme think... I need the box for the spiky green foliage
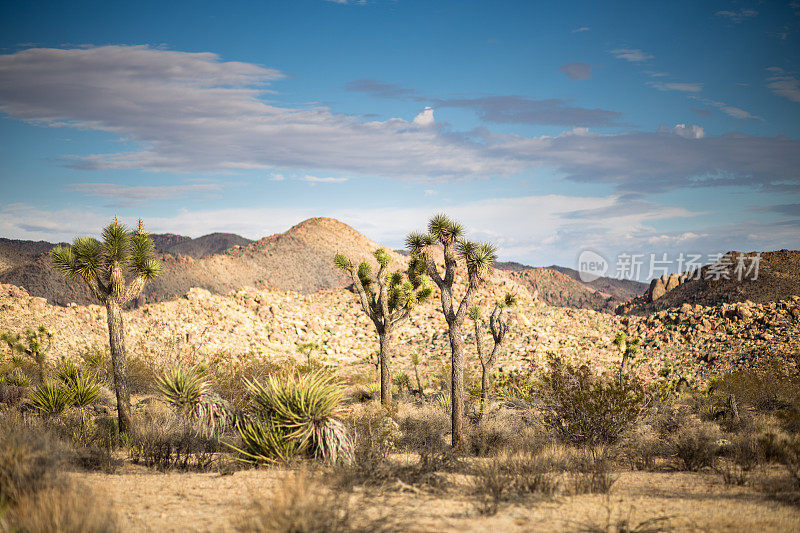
[50,219,163,294]
[29,380,74,415]
[239,372,352,463]
[458,240,498,278]
[333,252,352,272]
[357,261,373,290]
[499,293,518,309]
[374,247,391,267]
[68,371,102,408]
[156,365,209,413]
[405,232,435,253]
[2,368,31,387]
[468,304,481,321]
[428,213,464,244]
[2,326,53,382]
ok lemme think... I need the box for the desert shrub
[492,366,538,404]
[538,355,644,445]
[670,420,720,471]
[782,437,800,487]
[235,469,390,533]
[7,482,118,533]
[465,409,546,456]
[29,379,74,415]
[567,449,617,495]
[472,452,557,515]
[233,371,352,464]
[619,424,670,471]
[0,382,29,407]
[398,404,458,470]
[128,404,220,471]
[0,411,70,505]
[126,353,157,394]
[156,364,235,437]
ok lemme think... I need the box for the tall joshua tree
[51,219,162,433]
[406,214,496,449]
[469,292,517,414]
[613,331,642,384]
[334,248,432,406]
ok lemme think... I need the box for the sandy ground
[72,466,800,532]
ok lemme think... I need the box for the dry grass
[5,482,118,533]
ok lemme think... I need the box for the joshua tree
[613,331,642,383]
[1,326,52,383]
[469,292,517,414]
[297,342,321,367]
[406,214,497,449]
[51,218,162,433]
[334,248,432,406]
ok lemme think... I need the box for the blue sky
[0,0,798,278]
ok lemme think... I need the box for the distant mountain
[165,232,253,259]
[494,261,647,304]
[503,267,617,312]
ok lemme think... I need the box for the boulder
[648,277,667,302]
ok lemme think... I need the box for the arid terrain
[1,219,799,532]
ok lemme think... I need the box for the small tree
[406,214,496,449]
[51,218,162,434]
[1,326,52,383]
[334,248,432,406]
[469,293,517,414]
[297,342,320,367]
[613,331,642,383]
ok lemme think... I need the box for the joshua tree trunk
[106,299,133,434]
[449,323,466,448]
[378,327,393,406]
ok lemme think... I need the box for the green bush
[29,380,74,415]
[233,371,352,464]
[538,355,644,445]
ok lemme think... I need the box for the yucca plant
[410,352,425,397]
[234,417,304,463]
[29,380,74,415]
[334,247,432,407]
[470,293,517,414]
[236,372,352,463]
[613,331,642,384]
[2,368,32,387]
[156,365,209,413]
[1,326,53,383]
[68,371,102,408]
[437,392,453,413]
[407,214,497,448]
[51,218,162,434]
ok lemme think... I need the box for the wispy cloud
[648,81,703,93]
[432,95,622,127]
[558,62,592,81]
[715,9,758,23]
[572,27,590,33]
[690,97,761,120]
[344,78,417,99]
[765,67,800,103]
[67,182,224,205]
[300,175,348,183]
[610,48,653,63]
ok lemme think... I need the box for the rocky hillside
[495,261,646,312]
[503,267,617,312]
[0,218,411,305]
[618,250,800,315]
[1,276,797,386]
[153,232,253,259]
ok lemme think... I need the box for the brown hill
[0,217,409,305]
[166,232,253,259]
[504,267,616,312]
[545,265,647,301]
[619,250,800,315]
[0,241,32,275]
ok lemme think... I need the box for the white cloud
[572,27,590,33]
[610,48,653,63]
[412,106,435,126]
[765,68,800,103]
[558,62,592,81]
[715,9,758,23]
[300,175,348,183]
[649,81,703,93]
[667,124,705,139]
[424,189,437,196]
[269,173,286,181]
[0,45,796,195]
